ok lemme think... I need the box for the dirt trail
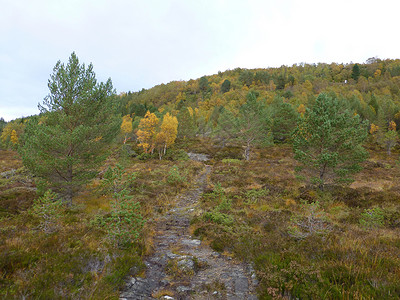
[120,158,258,300]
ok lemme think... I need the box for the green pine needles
[292,94,368,190]
[19,53,121,204]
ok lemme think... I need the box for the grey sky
[1,0,399,121]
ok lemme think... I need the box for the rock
[187,152,209,162]
[161,296,174,300]
[181,239,201,247]
[177,257,195,272]
[176,285,192,293]
[0,169,16,178]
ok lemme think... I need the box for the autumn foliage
[136,111,159,153]
[155,112,178,159]
[121,114,133,144]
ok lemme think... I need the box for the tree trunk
[319,164,327,191]
[244,142,251,161]
[65,165,73,206]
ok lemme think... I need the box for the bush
[163,149,189,161]
[245,188,269,204]
[203,211,234,226]
[94,165,144,248]
[167,165,186,186]
[287,201,332,240]
[221,158,242,164]
[28,190,63,233]
[359,207,384,229]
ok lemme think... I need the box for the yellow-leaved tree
[121,114,133,144]
[136,111,159,153]
[155,113,178,159]
[0,120,25,149]
[10,130,18,146]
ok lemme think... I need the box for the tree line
[0,53,399,203]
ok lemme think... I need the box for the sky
[1,0,399,121]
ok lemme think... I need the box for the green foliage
[94,164,144,248]
[256,254,322,299]
[270,96,299,143]
[383,130,398,155]
[293,93,368,190]
[244,188,269,204]
[351,63,361,81]
[29,190,63,233]
[177,107,196,139]
[287,201,332,240]
[220,79,231,93]
[216,91,272,160]
[167,165,186,186]
[19,53,120,204]
[163,148,190,161]
[238,70,254,87]
[221,158,242,164]
[202,183,233,226]
[359,207,385,229]
[203,210,234,226]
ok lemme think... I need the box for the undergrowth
[192,144,400,299]
[0,146,201,299]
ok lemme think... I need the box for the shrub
[94,165,144,248]
[167,165,186,185]
[163,149,189,161]
[29,190,63,233]
[359,207,384,229]
[203,211,234,226]
[221,158,242,164]
[245,188,269,204]
[287,201,332,240]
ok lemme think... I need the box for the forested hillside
[1,56,400,299]
[117,58,400,137]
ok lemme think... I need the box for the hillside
[1,57,400,299]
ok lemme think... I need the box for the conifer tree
[19,53,120,204]
[177,107,196,139]
[293,94,368,190]
[351,63,361,81]
[217,91,271,160]
[270,96,299,143]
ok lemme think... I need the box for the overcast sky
[1,0,399,121]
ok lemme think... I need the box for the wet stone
[120,162,258,299]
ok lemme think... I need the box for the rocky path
[120,157,258,300]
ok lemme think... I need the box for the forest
[1,54,400,299]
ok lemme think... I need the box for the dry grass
[0,145,202,299]
[191,143,400,299]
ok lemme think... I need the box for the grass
[0,144,202,299]
[191,143,400,299]
[2,141,400,299]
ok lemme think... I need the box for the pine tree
[220,79,231,93]
[19,53,120,204]
[293,94,368,190]
[177,107,196,139]
[270,96,299,143]
[217,91,271,160]
[351,63,361,81]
